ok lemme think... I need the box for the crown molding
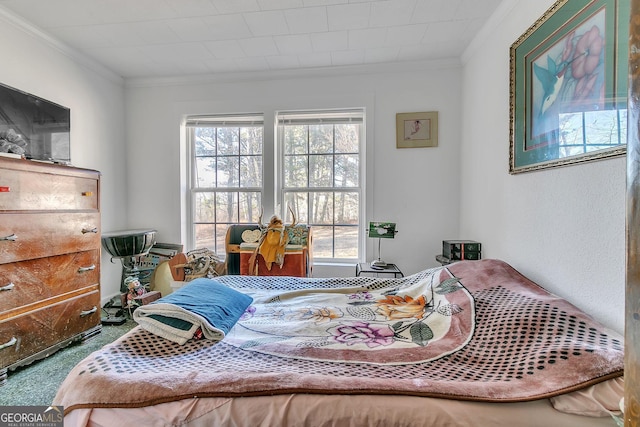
[125,57,462,88]
[0,5,123,86]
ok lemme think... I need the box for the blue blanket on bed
[133,278,253,345]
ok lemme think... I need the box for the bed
[53,259,624,426]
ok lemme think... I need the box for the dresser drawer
[0,212,100,264]
[0,290,101,369]
[0,168,98,211]
[0,250,99,316]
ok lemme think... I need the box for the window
[278,109,363,261]
[187,114,264,255]
[558,108,627,157]
[187,109,364,263]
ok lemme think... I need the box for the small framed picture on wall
[396,111,438,148]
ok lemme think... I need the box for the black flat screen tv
[0,82,70,163]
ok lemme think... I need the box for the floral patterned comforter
[225,265,475,364]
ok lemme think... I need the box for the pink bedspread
[53,259,623,415]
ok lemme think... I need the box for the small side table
[356,263,404,278]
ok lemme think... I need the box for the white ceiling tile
[331,49,365,66]
[455,0,503,20]
[348,28,387,50]
[234,56,271,71]
[431,0,463,21]
[266,54,300,69]
[386,24,427,47]
[239,37,280,57]
[141,42,214,62]
[204,40,248,59]
[164,0,220,17]
[297,51,333,68]
[396,43,431,61]
[200,14,254,40]
[326,3,370,31]
[204,58,243,73]
[274,34,313,55]
[0,0,503,78]
[177,60,214,76]
[369,0,416,27]
[244,10,290,37]
[422,20,468,44]
[166,17,212,42]
[410,0,448,24]
[132,21,182,45]
[210,0,260,14]
[398,40,463,61]
[83,0,177,24]
[284,6,328,34]
[258,0,304,10]
[310,31,348,51]
[364,46,399,63]
[302,0,347,6]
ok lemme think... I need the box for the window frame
[186,114,265,255]
[276,108,365,264]
[185,109,366,264]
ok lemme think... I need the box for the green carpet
[0,320,136,406]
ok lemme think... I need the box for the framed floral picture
[509,0,629,174]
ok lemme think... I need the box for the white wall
[0,11,128,303]
[460,0,625,332]
[124,62,463,278]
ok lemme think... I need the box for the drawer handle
[0,337,17,351]
[82,227,98,234]
[82,191,94,197]
[78,264,96,272]
[0,233,17,242]
[80,306,97,317]
[0,282,14,291]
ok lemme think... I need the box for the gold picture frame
[396,111,438,148]
[509,0,628,174]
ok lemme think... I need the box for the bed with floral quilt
[54,259,624,426]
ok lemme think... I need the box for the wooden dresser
[0,156,101,385]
